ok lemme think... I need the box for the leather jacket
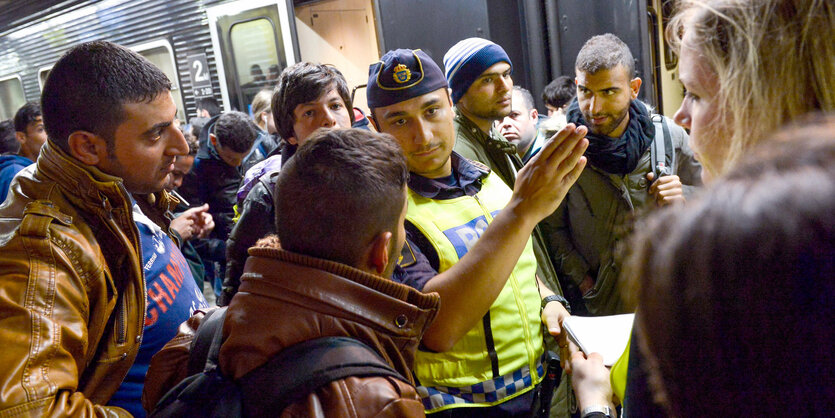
[0,141,178,417]
[143,245,441,417]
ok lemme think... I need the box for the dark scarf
[566,98,655,175]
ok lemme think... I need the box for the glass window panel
[0,77,26,121]
[137,45,186,122]
[230,18,280,112]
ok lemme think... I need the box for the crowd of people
[0,0,832,416]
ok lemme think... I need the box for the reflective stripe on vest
[406,171,544,411]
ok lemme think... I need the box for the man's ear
[286,136,298,146]
[530,108,539,121]
[67,131,108,165]
[14,131,26,145]
[209,133,218,148]
[366,231,393,276]
[630,77,642,99]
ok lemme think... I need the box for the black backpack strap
[187,307,228,376]
[651,114,675,178]
[238,336,409,416]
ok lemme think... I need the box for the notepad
[563,313,635,366]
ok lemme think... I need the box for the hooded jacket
[0,153,34,203]
[143,246,441,417]
[239,130,280,175]
[178,114,240,241]
[0,141,178,416]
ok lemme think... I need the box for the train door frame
[207,0,299,113]
[647,5,665,113]
[652,0,684,117]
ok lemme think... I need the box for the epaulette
[466,159,492,176]
[397,239,417,268]
[20,200,72,238]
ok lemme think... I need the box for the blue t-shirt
[108,204,208,416]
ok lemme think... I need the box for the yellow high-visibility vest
[407,171,543,412]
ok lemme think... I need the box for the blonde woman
[670,0,834,182]
[240,88,281,173]
[250,88,273,132]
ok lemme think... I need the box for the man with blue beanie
[444,37,566,327]
[368,48,588,416]
[444,37,516,185]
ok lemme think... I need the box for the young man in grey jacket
[545,33,702,316]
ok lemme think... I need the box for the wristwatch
[581,405,613,418]
[541,294,571,313]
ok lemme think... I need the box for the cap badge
[393,64,412,84]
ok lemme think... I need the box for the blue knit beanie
[443,38,512,104]
[367,49,448,109]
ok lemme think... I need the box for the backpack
[150,307,409,417]
[650,114,676,179]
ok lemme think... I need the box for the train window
[38,67,51,91]
[0,76,26,121]
[229,18,280,110]
[208,0,295,112]
[131,40,186,122]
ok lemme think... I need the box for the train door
[207,0,299,113]
[293,0,381,113]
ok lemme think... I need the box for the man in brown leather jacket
[143,128,441,416]
[0,41,189,416]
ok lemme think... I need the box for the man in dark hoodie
[180,110,258,241]
[0,102,47,202]
[178,110,258,300]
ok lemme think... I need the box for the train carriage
[0,0,683,123]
